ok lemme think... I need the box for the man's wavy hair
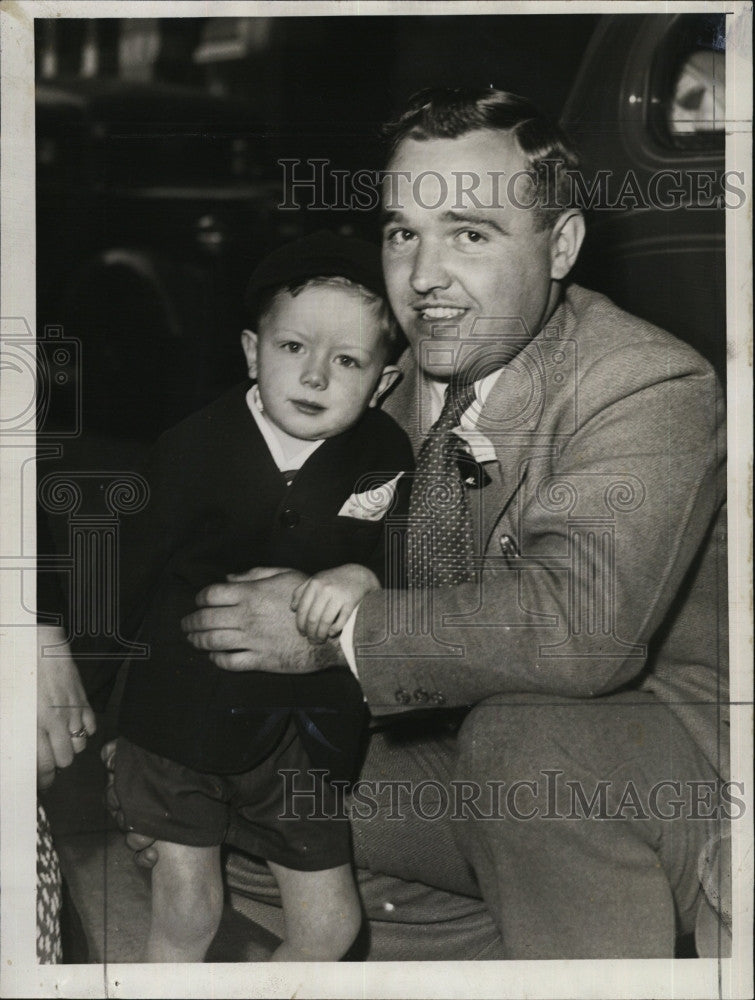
[382,87,581,231]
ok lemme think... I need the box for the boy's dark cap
[245,230,386,326]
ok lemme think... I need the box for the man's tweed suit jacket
[358,284,728,778]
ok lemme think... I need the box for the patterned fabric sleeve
[36,802,62,964]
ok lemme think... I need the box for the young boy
[112,231,413,962]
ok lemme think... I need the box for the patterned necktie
[407,379,477,589]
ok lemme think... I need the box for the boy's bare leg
[147,841,223,962]
[267,861,362,962]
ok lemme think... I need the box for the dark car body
[561,13,727,380]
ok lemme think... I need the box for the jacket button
[281,507,300,528]
[394,689,411,705]
[413,688,430,703]
[430,692,446,705]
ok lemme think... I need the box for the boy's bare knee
[290,892,362,960]
[151,843,223,945]
[270,861,362,961]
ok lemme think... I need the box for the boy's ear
[549,209,585,281]
[240,329,259,379]
[369,365,402,407]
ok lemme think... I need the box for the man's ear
[549,210,586,281]
[369,365,402,407]
[240,329,259,379]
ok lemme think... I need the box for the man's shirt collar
[425,369,503,464]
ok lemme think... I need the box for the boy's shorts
[114,721,352,872]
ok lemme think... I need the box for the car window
[656,14,725,148]
[669,47,725,137]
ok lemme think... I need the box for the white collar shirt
[424,369,503,464]
[246,385,324,472]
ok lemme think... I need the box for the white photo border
[1,2,752,997]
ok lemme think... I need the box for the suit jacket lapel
[474,343,548,550]
[473,293,575,551]
[475,379,529,552]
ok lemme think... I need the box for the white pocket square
[337,473,404,521]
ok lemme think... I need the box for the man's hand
[101,741,158,870]
[37,625,97,790]
[181,567,347,672]
[291,563,380,643]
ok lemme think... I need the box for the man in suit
[164,89,729,958]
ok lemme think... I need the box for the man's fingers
[192,581,246,610]
[193,571,290,610]
[227,567,289,583]
[185,628,248,652]
[181,603,248,634]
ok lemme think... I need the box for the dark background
[35,13,726,444]
[36,15,599,157]
[35,14,599,438]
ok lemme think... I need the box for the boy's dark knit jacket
[115,383,414,779]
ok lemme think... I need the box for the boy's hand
[291,564,381,644]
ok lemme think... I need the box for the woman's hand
[37,625,96,790]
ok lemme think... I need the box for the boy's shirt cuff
[339,605,361,682]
